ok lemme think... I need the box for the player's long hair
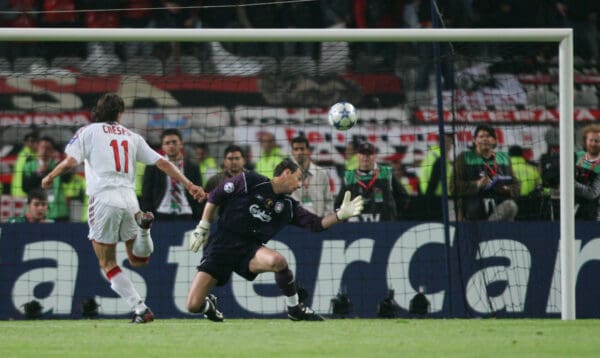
[91,92,125,124]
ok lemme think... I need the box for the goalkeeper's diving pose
[187,158,363,321]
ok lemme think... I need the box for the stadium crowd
[0,1,597,66]
[1,123,582,223]
[0,1,598,222]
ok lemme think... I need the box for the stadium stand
[164,55,202,75]
[50,56,84,71]
[125,56,164,75]
[13,57,47,73]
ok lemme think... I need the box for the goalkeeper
[187,158,363,321]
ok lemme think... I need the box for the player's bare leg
[249,246,324,321]
[92,240,153,323]
[187,271,223,322]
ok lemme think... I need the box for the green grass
[0,319,599,357]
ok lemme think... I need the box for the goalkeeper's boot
[131,308,154,324]
[204,294,224,322]
[287,303,325,321]
[135,211,154,230]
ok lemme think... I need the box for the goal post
[0,27,575,320]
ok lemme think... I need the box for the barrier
[1,221,598,319]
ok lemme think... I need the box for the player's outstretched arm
[155,158,206,201]
[41,156,78,189]
[321,191,363,229]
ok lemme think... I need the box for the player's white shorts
[87,189,140,244]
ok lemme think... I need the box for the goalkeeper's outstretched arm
[189,201,218,252]
[321,191,363,229]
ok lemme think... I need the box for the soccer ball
[328,101,357,131]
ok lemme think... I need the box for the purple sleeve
[293,202,325,232]
[208,173,248,205]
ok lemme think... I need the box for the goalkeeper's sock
[106,266,147,314]
[133,229,154,258]
[275,268,297,298]
[286,294,299,308]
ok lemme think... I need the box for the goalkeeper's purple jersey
[208,171,324,243]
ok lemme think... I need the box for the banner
[233,124,554,164]
[1,221,599,319]
[0,73,401,110]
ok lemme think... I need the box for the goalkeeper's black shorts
[197,233,262,286]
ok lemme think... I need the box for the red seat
[10,0,37,11]
[10,14,37,27]
[6,0,38,27]
[125,0,153,20]
[42,0,77,24]
[85,12,120,28]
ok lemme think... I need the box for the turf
[0,319,598,357]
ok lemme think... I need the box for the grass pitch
[0,319,598,357]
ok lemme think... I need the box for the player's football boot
[131,308,154,324]
[287,303,325,321]
[204,294,224,322]
[135,211,154,230]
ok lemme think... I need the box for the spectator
[574,124,600,220]
[193,143,218,187]
[509,145,542,197]
[0,0,40,60]
[335,142,408,222]
[22,136,69,221]
[411,0,458,90]
[40,0,83,58]
[391,161,419,197]
[8,188,53,223]
[417,130,455,220]
[11,131,39,198]
[236,0,282,57]
[61,170,88,222]
[321,0,354,28]
[539,126,560,220]
[555,1,598,63]
[204,144,247,194]
[141,129,203,221]
[80,1,121,75]
[135,161,146,202]
[451,124,519,221]
[344,141,358,171]
[154,0,203,59]
[509,145,543,220]
[289,136,333,216]
[121,0,155,59]
[353,0,404,71]
[22,136,58,194]
[540,126,560,190]
[471,0,531,57]
[254,131,285,179]
[280,0,322,58]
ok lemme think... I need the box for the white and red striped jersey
[66,122,161,197]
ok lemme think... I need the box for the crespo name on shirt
[102,125,131,136]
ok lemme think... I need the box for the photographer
[451,125,520,221]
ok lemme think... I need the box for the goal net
[0,27,578,320]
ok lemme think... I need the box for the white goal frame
[0,27,575,320]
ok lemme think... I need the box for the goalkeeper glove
[190,220,211,252]
[336,191,364,221]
